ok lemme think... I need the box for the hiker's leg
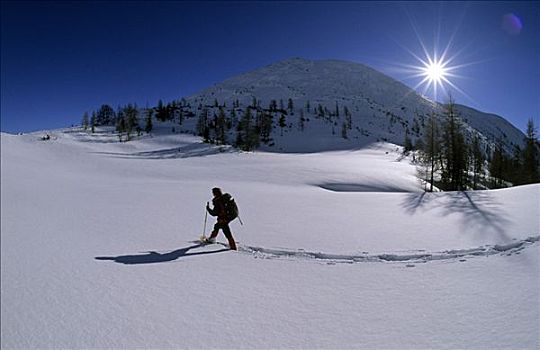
[209,222,220,239]
[222,224,237,250]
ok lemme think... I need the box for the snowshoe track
[236,235,540,264]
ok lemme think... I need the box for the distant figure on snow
[204,187,238,250]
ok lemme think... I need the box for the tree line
[82,97,356,149]
[416,98,539,191]
[82,97,539,189]
[81,100,197,141]
[193,97,355,151]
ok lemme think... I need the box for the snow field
[1,129,539,349]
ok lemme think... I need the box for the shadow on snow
[319,182,413,193]
[92,143,234,160]
[401,190,511,241]
[95,243,228,265]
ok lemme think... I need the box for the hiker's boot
[228,238,237,251]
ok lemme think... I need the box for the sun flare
[424,61,447,84]
[394,12,481,103]
[403,49,466,102]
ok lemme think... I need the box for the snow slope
[182,58,526,153]
[455,103,527,150]
[1,129,539,349]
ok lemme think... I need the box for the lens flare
[387,5,488,105]
[405,50,463,102]
[394,33,480,103]
[423,60,447,84]
[502,13,523,35]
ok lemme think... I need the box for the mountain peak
[191,57,432,111]
[182,57,524,153]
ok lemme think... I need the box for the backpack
[222,193,239,221]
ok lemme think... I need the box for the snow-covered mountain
[176,58,525,153]
[455,103,527,151]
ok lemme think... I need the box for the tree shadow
[95,243,229,265]
[458,191,512,239]
[319,182,413,193]
[91,143,234,160]
[401,190,512,241]
[401,192,427,214]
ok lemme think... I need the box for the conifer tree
[403,129,413,154]
[298,109,305,131]
[344,106,352,129]
[278,114,286,136]
[235,125,244,149]
[287,98,294,114]
[203,126,210,143]
[509,145,523,184]
[155,99,168,121]
[420,112,441,192]
[238,107,259,151]
[260,112,274,144]
[82,112,89,131]
[317,104,324,118]
[197,108,209,141]
[522,118,539,184]
[236,108,250,150]
[216,107,227,145]
[489,140,506,188]
[470,135,484,189]
[230,108,237,128]
[209,113,218,144]
[269,100,277,112]
[341,122,348,139]
[441,97,468,190]
[144,109,153,133]
[96,104,115,126]
[90,112,96,133]
[116,115,126,142]
[123,104,139,141]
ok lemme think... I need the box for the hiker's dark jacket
[207,194,228,222]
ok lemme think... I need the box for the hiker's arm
[206,202,217,216]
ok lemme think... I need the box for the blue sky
[1,1,538,133]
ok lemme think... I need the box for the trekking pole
[202,205,208,239]
[238,214,244,226]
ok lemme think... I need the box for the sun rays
[386,4,487,105]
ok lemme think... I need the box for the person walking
[204,187,238,250]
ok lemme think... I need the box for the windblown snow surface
[1,128,539,349]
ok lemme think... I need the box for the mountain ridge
[179,57,525,153]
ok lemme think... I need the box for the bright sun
[406,51,462,101]
[394,16,483,103]
[424,61,447,84]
